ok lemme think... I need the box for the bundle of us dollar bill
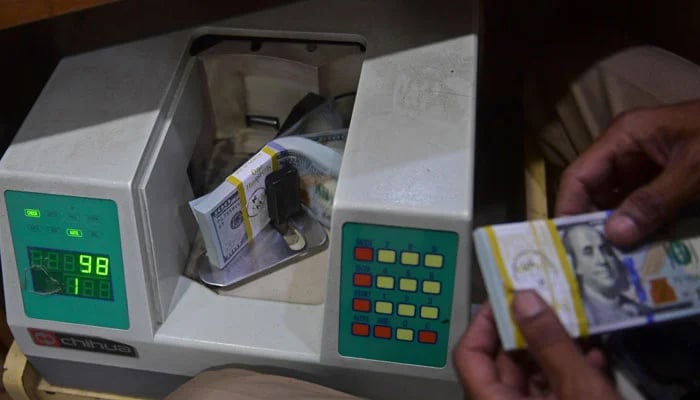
[190,136,340,269]
[473,211,700,350]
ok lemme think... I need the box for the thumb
[511,291,591,385]
[511,291,621,399]
[606,162,700,247]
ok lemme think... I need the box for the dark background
[1,0,699,220]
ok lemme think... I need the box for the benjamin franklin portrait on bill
[560,222,648,325]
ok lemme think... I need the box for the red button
[354,247,373,261]
[418,330,438,344]
[352,298,371,312]
[352,323,370,336]
[353,273,372,287]
[374,325,392,339]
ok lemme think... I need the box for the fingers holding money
[511,291,621,400]
[606,141,700,247]
[556,101,700,247]
[454,297,617,400]
[454,303,524,399]
[555,123,658,218]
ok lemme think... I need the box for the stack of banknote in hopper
[473,211,700,350]
[189,136,341,269]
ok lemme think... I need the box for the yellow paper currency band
[225,176,253,241]
[485,227,525,348]
[262,145,279,171]
[545,220,589,337]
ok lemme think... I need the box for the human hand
[454,291,620,400]
[556,101,700,247]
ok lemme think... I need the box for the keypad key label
[352,298,371,312]
[377,249,396,263]
[353,273,372,287]
[376,276,395,290]
[396,328,414,341]
[424,253,444,268]
[374,325,392,339]
[422,280,442,294]
[399,278,418,292]
[375,301,393,315]
[352,323,370,337]
[398,303,416,317]
[420,306,439,320]
[400,251,420,266]
[354,247,373,261]
[418,330,438,344]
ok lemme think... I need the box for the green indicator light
[24,209,40,218]
[74,277,79,295]
[66,228,83,238]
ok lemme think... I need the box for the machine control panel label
[338,223,458,367]
[29,329,138,358]
[5,191,129,329]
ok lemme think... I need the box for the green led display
[5,190,129,329]
[29,247,113,300]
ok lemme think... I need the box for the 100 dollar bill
[473,211,700,350]
[190,136,340,269]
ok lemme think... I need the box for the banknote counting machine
[0,1,477,398]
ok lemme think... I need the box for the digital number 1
[66,277,79,295]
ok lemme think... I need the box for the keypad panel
[338,223,458,367]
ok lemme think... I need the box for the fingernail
[512,290,545,320]
[607,214,639,245]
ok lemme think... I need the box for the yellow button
[398,303,416,317]
[376,276,395,289]
[420,306,439,320]
[401,251,419,266]
[375,301,393,314]
[422,281,441,294]
[425,254,444,268]
[399,278,417,292]
[396,328,414,341]
[377,249,396,263]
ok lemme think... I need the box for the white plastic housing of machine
[0,1,477,398]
